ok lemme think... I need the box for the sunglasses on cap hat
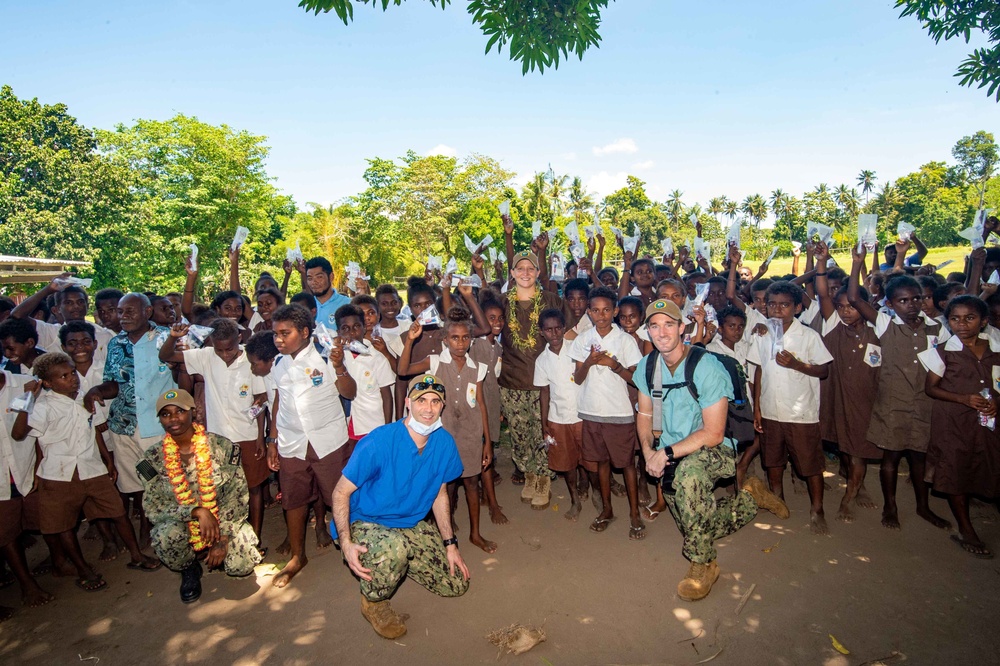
[408,377,445,396]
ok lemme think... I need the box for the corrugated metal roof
[0,255,91,267]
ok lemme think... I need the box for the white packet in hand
[313,322,336,357]
[231,226,250,251]
[464,233,493,255]
[244,402,267,423]
[694,237,711,264]
[550,254,565,281]
[858,213,878,251]
[570,242,586,260]
[936,259,954,270]
[610,226,624,244]
[9,391,36,414]
[661,237,674,258]
[689,212,700,227]
[427,255,442,272]
[183,325,214,349]
[346,339,371,355]
[417,304,442,327]
[457,274,483,289]
[498,199,511,217]
[807,222,835,245]
[562,220,580,244]
[488,247,498,264]
[286,241,304,264]
[989,270,1000,286]
[445,257,457,275]
[791,241,802,251]
[532,220,542,240]
[958,226,984,250]
[497,251,507,264]
[897,221,915,243]
[726,220,741,249]
[189,243,199,272]
[766,318,785,359]
[693,281,710,306]
[624,230,640,255]
[766,246,778,264]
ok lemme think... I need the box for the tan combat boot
[743,476,790,519]
[360,595,408,639]
[521,472,537,503]
[531,474,551,510]
[677,561,720,602]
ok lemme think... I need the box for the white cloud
[427,144,457,157]
[632,159,655,170]
[586,171,629,197]
[592,138,638,156]
[561,152,578,161]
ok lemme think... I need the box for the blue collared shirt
[103,324,176,438]
[315,290,351,332]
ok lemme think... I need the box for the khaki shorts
[37,473,124,535]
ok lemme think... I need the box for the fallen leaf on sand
[552,504,559,511]
[146,591,152,598]
[487,624,546,655]
[763,539,781,553]
[830,634,850,655]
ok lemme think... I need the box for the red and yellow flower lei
[162,423,218,550]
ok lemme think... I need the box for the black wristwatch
[663,446,676,464]
[265,436,277,445]
[442,536,459,548]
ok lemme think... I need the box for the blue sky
[2,0,996,213]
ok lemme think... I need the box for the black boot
[179,561,203,604]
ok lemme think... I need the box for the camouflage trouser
[151,520,262,576]
[351,520,470,602]
[499,387,550,476]
[665,446,758,565]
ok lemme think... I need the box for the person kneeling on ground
[635,299,788,602]
[137,389,261,603]
[332,374,470,639]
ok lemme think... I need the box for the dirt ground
[1,453,999,666]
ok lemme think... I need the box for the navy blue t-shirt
[343,419,463,529]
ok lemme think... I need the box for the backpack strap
[682,345,704,404]
[648,346,704,440]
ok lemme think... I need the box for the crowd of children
[1,213,999,620]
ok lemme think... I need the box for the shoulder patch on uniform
[229,445,242,467]
[136,459,158,482]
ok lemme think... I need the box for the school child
[398,308,495,553]
[394,277,444,419]
[918,276,945,327]
[848,247,953,531]
[747,282,834,535]
[470,291,508,525]
[617,296,655,504]
[252,288,284,333]
[245,331,280,510]
[266,304,356,587]
[570,286,644,540]
[350,294,398,373]
[0,318,44,374]
[618,253,657,308]
[158,318,269,548]
[562,278,591,337]
[534,307,596,521]
[0,368,53,615]
[94,288,125,333]
[933,282,967,325]
[11,353,161,592]
[813,244,881,522]
[8,278,114,364]
[289,292,318,321]
[920,295,1000,558]
[334,304,395,442]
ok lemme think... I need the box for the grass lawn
[757,245,971,276]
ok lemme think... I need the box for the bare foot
[855,485,878,509]
[881,508,901,530]
[564,502,582,522]
[610,478,626,498]
[23,587,54,608]
[917,507,952,530]
[83,522,100,541]
[836,504,854,523]
[469,535,497,554]
[275,538,291,556]
[316,524,334,549]
[810,511,829,535]
[99,542,121,562]
[489,505,509,525]
[272,555,307,588]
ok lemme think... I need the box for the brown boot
[531,474,551,510]
[743,476,790,519]
[677,561,720,602]
[360,595,407,639]
[521,473,537,504]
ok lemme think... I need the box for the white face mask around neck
[407,415,442,436]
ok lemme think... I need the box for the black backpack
[643,344,756,445]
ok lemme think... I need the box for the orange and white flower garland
[162,423,218,550]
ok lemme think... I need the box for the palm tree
[857,169,877,205]
[547,171,569,215]
[723,197,738,221]
[707,197,726,223]
[834,185,861,219]
[769,189,787,219]
[874,181,901,218]
[568,176,593,221]
[741,194,767,228]
[666,189,685,230]
[522,172,549,220]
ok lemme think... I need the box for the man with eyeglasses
[332,374,470,639]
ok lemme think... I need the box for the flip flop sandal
[589,516,616,533]
[641,503,662,521]
[511,473,525,486]
[951,534,995,559]
[75,576,108,592]
[629,524,647,541]
[126,559,162,572]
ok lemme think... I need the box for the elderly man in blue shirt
[332,374,470,640]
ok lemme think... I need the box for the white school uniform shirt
[532,343,581,425]
[742,306,767,341]
[0,371,36,499]
[986,324,1000,350]
[379,320,411,358]
[342,339,395,437]
[798,299,821,327]
[183,348,264,443]
[707,336,754,408]
[77,361,108,428]
[34,320,115,367]
[746,318,833,424]
[569,324,643,422]
[918,332,999,378]
[28,390,107,482]
[270,345,348,459]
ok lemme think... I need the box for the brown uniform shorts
[278,442,355,511]
[0,490,40,548]
[37,473,125,535]
[581,419,637,469]
[236,439,271,488]
[547,421,583,472]
[760,419,824,477]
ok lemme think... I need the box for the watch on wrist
[265,436,277,445]
[442,536,459,548]
[663,446,676,464]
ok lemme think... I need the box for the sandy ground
[1,453,999,666]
